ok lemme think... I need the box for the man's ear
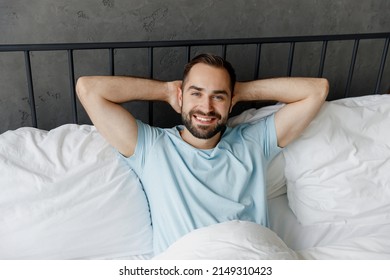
[178,87,183,108]
[229,94,235,113]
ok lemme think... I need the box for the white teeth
[196,116,212,122]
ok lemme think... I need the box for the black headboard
[0,32,389,132]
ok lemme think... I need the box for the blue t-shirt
[121,114,281,254]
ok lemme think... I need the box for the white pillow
[228,104,287,199]
[153,220,298,260]
[284,95,390,225]
[0,124,153,259]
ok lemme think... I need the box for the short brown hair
[182,53,236,93]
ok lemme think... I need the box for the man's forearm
[76,76,171,104]
[234,77,328,104]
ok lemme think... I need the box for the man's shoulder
[136,120,182,144]
[136,119,178,133]
[226,115,271,132]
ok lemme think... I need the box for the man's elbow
[75,77,84,100]
[317,78,329,101]
[76,76,96,103]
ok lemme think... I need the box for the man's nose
[200,96,213,113]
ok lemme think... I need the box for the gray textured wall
[1,0,389,132]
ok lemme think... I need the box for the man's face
[180,63,232,139]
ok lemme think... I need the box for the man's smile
[193,114,218,124]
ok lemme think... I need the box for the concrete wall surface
[0,0,389,131]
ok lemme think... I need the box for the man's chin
[188,124,224,140]
[182,113,226,140]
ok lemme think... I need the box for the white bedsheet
[269,194,390,259]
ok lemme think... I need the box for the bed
[1,32,389,260]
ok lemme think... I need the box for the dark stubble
[181,109,227,139]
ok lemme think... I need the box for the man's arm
[76,76,181,157]
[233,77,329,148]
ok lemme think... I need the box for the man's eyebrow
[188,85,229,95]
[188,85,204,91]
[212,89,229,95]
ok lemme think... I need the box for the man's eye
[213,95,224,101]
[191,92,201,96]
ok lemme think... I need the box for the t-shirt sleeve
[118,120,162,176]
[263,113,283,161]
[244,113,282,163]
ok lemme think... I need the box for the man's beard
[181,109,227,139]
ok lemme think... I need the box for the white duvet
[153,220,298,260]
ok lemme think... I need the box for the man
[76,54,328,254]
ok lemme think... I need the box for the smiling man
[76,53,328,255]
